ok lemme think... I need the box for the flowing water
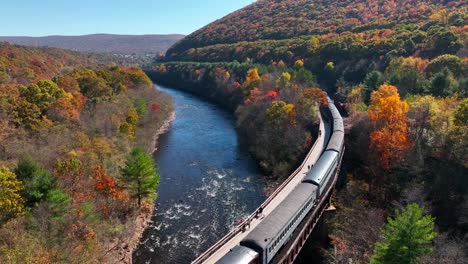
[133,84,266,263]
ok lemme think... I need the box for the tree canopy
[0,167,25,223]
[120,147,160,207]
[371,203,436,264]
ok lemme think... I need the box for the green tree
[425,54,465,77]
[72,68,112,99]
[14,156,56,207]
[364,71,384,102]
[0,167,25,222]
[429,68,459,97]
[19,80,69,111]
[120,147,159,207]
[371,203,436,264]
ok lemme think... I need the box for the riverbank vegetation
[0,44,172,263]
[149,0,467,262]
[148,61,326,178]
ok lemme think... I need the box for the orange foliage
[244,87,263,104]
[93,166,126,201]
[302,88,328,106]
[47,97,82,121]
[54,159,93,205]
[368,84,411,170]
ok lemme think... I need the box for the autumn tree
[371,203,436,264]
[0,167,25,222]
[72,68,112,100]
[276,72,291,89]
[54,158,90,204]
[243,68,261,92]
[454,98,468,126]
[368,84,411,170]
[294,59,304,68]
[18,80,70,111]
[120,147,159,207]
[93,166,124,200]
[119,108,140,140]
[8,98,43,129]
[266,100,296,128]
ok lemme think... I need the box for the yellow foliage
[126,108,139,126]
[0,167,25,222]
[246,68,261,84]
[224,71,231,81]
[429,9,449,25]
[294,59,304,68]
[368,85,411,170]
[385,57,430,75]
[119,122,135,140]
[267,100,297,126]
[276,72,292,89]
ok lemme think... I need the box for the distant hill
[0,42,124,87]
[166,0,466,60]
[164,0,466,85]
[0,34,184,55]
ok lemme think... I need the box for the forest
[0,44,173,263]
[167,0,465,57]
[149,0,467,262]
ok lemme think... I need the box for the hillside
[153,0,467,262]
[0,42,127,88]
[166,0,466,87]
[168,0,465,57]
[0,43,173,263]
[0,34,184,55]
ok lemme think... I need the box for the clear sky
[1,0,256,36]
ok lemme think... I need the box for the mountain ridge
[166,0,466,59]
[0,34,185,55]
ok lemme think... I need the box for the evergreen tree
[371,203,436,264]
[14,155,56,207]
[120,147,159,207]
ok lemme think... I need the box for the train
[216,99,344,264]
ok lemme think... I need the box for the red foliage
[266,90,279,98]
[152,102,160,111]
[93,166,126,201]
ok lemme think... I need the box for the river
[133,84,267,263]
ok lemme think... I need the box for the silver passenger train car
[215,99,344,264]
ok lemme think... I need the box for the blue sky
[1,0,256,36]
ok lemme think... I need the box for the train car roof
[241,184,317,250]
[329,103,340,117]
[216,245,259,264]
[333,118,344,132]
[326,131,344,152]
[302,151,338,185]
